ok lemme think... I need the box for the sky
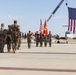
[0,0,76,36]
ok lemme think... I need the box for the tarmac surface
[0,43,76,75]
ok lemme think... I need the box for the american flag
[68,7,76,34]
[39,19,42,34]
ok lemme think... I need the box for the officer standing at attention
[0,24,6,53]
[39,32,43,47]
[48,31,52,47]
[44,34,47,47]
[35,31,40,47]
[27,31,32,48]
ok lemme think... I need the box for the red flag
[43,20,48,36]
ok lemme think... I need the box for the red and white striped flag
[68,7,76,34]
[39,19,42,34]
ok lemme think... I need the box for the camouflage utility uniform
[27,31,32,48]
[6,25,12,52]
[35,31,40,47]
[0,24,6,53]
[48,31,52,47]
[11,20,20,53]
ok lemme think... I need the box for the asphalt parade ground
[0,43,76,75]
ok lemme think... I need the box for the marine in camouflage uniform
[0,24,6,53]
[35,31,40,47]
[6,25,12,52]
[17,26,21,50]
[44,35,47,47]
[48,31,52,47]
[27,31,32,48]
[11,20,20,53]
[39,33,43,47]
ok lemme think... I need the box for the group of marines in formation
[0,20,52,53]
[27,30,52,48]
[0,20,21,53]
